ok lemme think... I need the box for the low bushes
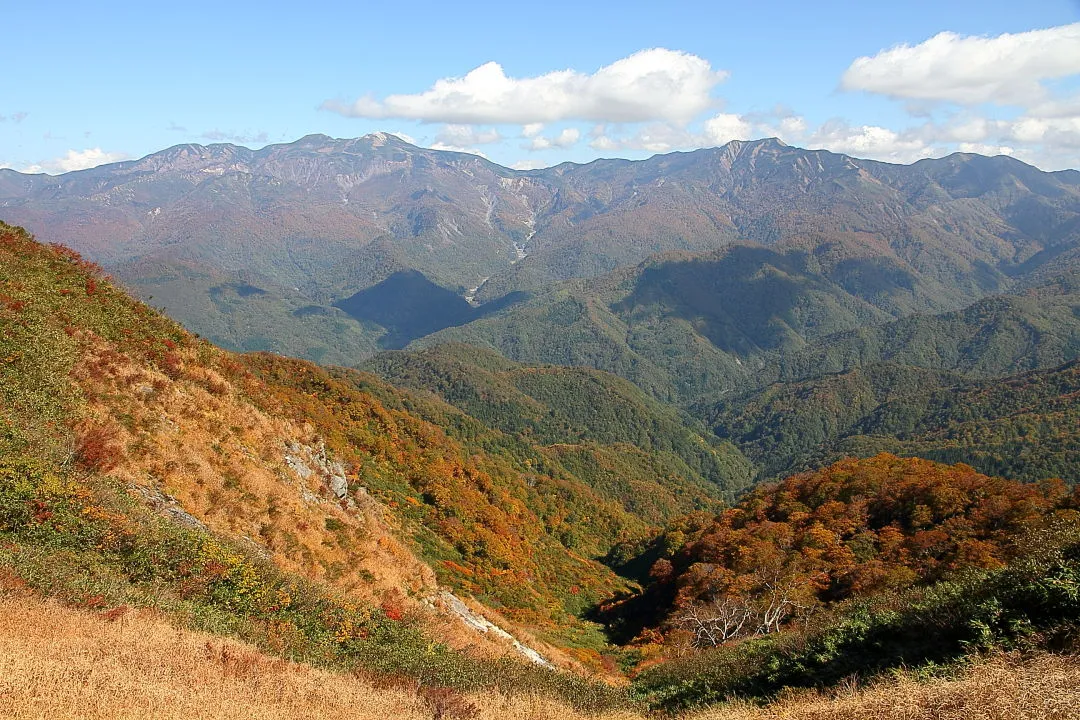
[633,527,1080,711]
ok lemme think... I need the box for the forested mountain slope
[368,343,752,508]
[822,359,1080,481]
[427,248,1080,405]
[600,454,1079,673]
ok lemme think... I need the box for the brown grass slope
[0,592,639,720]
[694,655,1080,720]
[0,219,649,667]
[3,589,1078,720]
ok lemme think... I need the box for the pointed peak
[743,137,789,151]
[361,131,414,148]
[296,133,335,146]
[716,137,790,156]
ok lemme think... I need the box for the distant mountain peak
[296,133,335,145]
[721,137,789,153]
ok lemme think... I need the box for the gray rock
[284,439,349,500]
[435,590,553,668]
[327,472,348,500]
[129,483,207,532]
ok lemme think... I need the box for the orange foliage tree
[609,454,1075,647]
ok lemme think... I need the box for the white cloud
[528,127,581,151]
[507,107,1080,169]
[590,135,619,151]
[522,123,544,138]
[778,113,1080,168]
[841,23,1080,105]
[1001,115,1080,149]
[511,159,552,170]
[585,113,941,165]
[703,113,753,144]
[201,129,269,144]
[322,48,726,125]
[426,142,489,158]
[387,130,417,145]
[834,24,1080,168]
[777,116,808,138]
[594,124,678,152]
[434,124,502,146]
[1028,95,1080,119]
[586,114,754,154]
[22,148,129,174]
[805,121,937,164]
[957,142,1015,156]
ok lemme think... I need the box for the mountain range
[3,134,1079,366]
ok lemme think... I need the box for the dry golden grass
[67,338,536,661]
[73,339,429,601]
[695,654,1080,720]
[3,593,1079,720]
[0,594,642,720]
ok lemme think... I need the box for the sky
[2,0,1080,174]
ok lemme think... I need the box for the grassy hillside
[0,220,711,667]
[6,589,1077,720]
[0,590,637,720]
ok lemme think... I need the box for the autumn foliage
[73,423,122,472]
[0,220,631,650]
[605,454,1078,647]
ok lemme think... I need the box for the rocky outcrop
[283,440,350,501]
[129,483,207,532]
[433,591,553,668]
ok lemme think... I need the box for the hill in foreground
[4,559,1078,720]
[2,220,1079,716]
[0,219,735,670]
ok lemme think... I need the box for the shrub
[74,424,122,472]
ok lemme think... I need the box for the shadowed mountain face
[335,270,477,349]
[612,247,894,354]
[333,270,526,349]
[426,245,1080,405]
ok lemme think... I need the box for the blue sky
[2,0,1079,173]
